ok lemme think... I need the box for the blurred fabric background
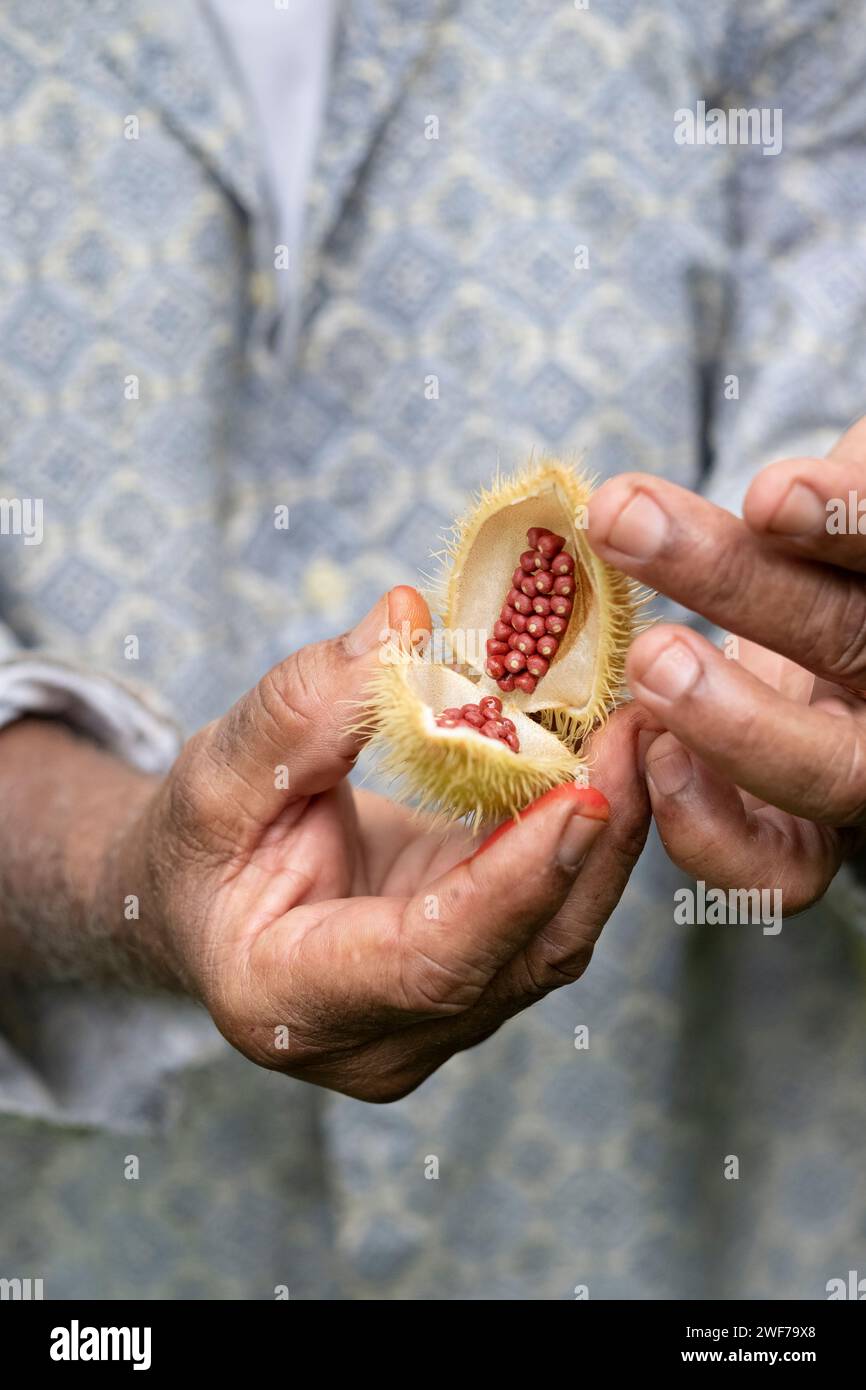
[1,0,865,1299]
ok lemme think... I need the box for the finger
[249,782,610,1051]
[308,713,645,1097]
[587,472,866,690]
[736,638,814,705]
[341,710,652,1091]
[331,711,649,1091]
[626,623,866,824]
[744,457,866,574]
[644,733,842,911]
[180,586,431,842]
[394,782,610,1015]
[497,702,652,996]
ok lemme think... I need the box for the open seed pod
[363,459,646,826]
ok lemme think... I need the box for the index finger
[743,418,866,572]
[393,782,610,1016]
[587,472,866,690]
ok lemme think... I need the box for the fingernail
[635,640,701,701]
[556,793,609,872]
[766,482,826,537]
[345,594,390,657]
[604,490,668,560]
[646,743,693,796]
[472,783,608,862]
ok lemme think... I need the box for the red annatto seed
[537,532,565,559]
[491,525,572,696]
[433,698,519,749]
[462,707,486,727]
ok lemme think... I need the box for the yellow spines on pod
[362,648,584,826]
[361,457,649,826]
[436,458,647,747]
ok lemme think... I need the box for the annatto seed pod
[361,459,648,825]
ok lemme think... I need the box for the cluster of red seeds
[435,695,520,752]
[485,526,576,694]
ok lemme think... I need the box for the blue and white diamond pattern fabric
[0,0,865,1302]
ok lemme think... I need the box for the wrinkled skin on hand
[114,586,650,1101]
[588,416,866,914]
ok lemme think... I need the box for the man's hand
[0,586,650,1102]
[587,418,866,914]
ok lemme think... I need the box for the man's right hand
[1,587,650,1102]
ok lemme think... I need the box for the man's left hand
[587,418,866,913]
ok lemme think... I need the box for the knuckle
[818,582,866,686]
[294,1041,430,1103]
[810,730,866,824]
[256,655,322,747]
[777,880,822,917]
[398,941,488,1015]
[519,941,595,998]
[697,532,753,612]
[609,798,651,867]
[663,829,724,878]
[344,1071,424,1104]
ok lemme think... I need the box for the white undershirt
[204,0,338,282]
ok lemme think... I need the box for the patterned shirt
[1,0,865,1299]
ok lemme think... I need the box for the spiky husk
[359,649,584,827]
[430,456,650,748]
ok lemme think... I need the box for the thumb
[189,586,430,834]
